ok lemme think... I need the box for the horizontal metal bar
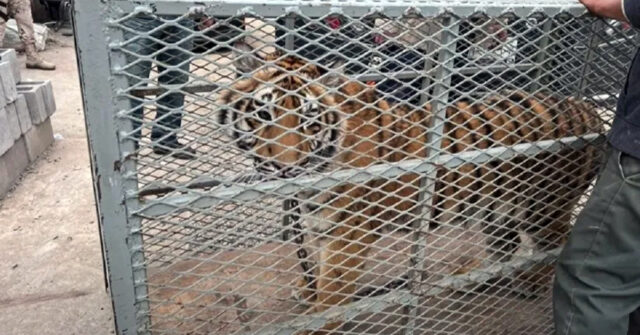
[137,173,266,197]
[127,84,220,97]
[111,0,586,19]
[597,37,632,49]
[238,291,417,335]
[236,246,560,335]
[417,246,560,295]
[356,64,536,82]
[125,74,426,97]
[125,64,536,98]
[135,133,605,217]
[457,63,535,75]
[356,71,430,82]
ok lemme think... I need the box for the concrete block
[13,94,30,134]
[0,107,14,155]
[0,49,20,83]
[23,116,53,162]
[0,136,29,198]
[17,83,46,125]
[5,104,20,140]
[41,81,55,117]
[18,80,55,117]
[0,62,17,104]
[0,81,5,108]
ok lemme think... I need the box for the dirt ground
[0,33,115,334]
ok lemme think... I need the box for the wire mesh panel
[73,1,638,334]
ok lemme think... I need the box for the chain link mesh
[82,2,638,334]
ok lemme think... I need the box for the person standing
[553,0,640,334]
[0,0,55,70]
[121,14,196,159]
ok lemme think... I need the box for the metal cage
[72,1,638,334]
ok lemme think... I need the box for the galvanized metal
[73,1,635,334]
[73,1,148,334]
[108,0,588,18]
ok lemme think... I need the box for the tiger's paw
[452,257,484,275]
[510,264,555,298]
[294,321,342,335]
[292,276,316,305]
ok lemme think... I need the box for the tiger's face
[218,44,345,178]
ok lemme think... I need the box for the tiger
[217,42,604,334]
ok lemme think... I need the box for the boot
[26,56,56,70]
[25,44,55,71]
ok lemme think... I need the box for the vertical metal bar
[114,25,154,335]
[403,15,459,335]
[285,13,295,51]
[529,19,553,92]
[71,0,112,290]
[72,2,148,335]
[418,19,440,106]
[282,13,297,233]
[576,19,603,99]
[109,11,152,333]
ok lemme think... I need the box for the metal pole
[72,2,149,334]
[403,15,459,335]
[577,19,604,99]
[530,19,553,92]
[282,13,297,236]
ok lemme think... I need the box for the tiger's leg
[515,191,576,297]
[463,186,525,292]
[525,197,573,252]
[301,226,378,335]
[483,220,522,263]
[515,152,583,296]
[293,258,318,304]
[454,168,523,275]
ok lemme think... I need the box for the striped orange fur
[218,45,604,334]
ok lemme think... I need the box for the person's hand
[580,0,628,22]
[201,17,215,28]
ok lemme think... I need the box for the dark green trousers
[554,144,640,335]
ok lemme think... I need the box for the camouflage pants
[0,0,37,60]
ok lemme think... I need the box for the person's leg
[9,0,54,70]
[0,0,8,46]
[553,145,640,335]
[151,17,195,159]
[628,307,640,335]
[120,16,158,149]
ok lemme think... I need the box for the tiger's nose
[254,160,304,178]
[278,165,305,178]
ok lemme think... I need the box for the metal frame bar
[73,1,149,334]
[109,1,587,19]
[136,133,604,217]
[530,19,553,92]
[125,64,537,97]
[112,34,153,335]
[577,19,604,98]
[281,13,298,241]
[404,16,459,334]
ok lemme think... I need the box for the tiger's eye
[307,123,321,132]
[252,98,272,121]
[257,110,272,121]
[305,107,320,117]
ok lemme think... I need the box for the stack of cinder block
[0,49,57,198]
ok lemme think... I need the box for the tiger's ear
[233,41,263,73]
[319,59,346,88]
